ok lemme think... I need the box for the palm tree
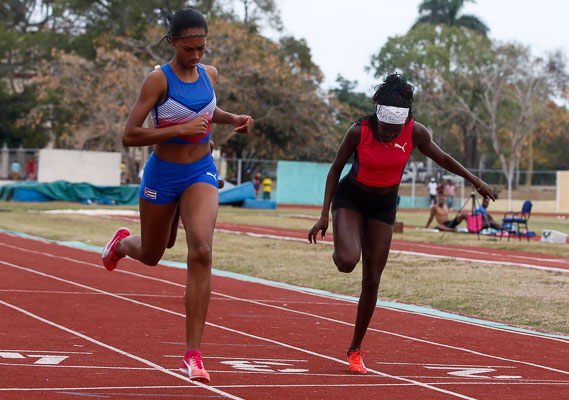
[413,0,489,36]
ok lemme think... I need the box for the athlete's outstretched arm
[308,125,360,243]
[413,122,495,201]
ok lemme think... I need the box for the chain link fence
[1,146,560,204]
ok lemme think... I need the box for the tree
[204,19,337,162]
[436,44,567,206]
[329,76,373,139]
[21,46,148,151]
[530,106,569,171]
[369,24,568,208]
[370,24,491,168]
[0,1,71,147]
[413,0,489,36]
[235,0,282,31]
[331,76,370,116]
[278,36,322,83]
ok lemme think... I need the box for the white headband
[376,105,409,124]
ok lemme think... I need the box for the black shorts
[331,177,398,225]
[442,217,460,229]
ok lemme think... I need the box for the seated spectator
[425,196,468,232]
[10,161,22,180]
[474,197,502,230]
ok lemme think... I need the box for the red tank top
[351,119,414,187]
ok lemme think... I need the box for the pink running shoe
[101,227,130,271]
[180,350,210,383]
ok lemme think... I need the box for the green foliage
[278,36,322,83]
[206,19,338,161]
[331,76,371,115]
[413,0,489,36]
[0,84,49,147]
[370,24,491,166]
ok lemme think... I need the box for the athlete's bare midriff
[154,141,210,164]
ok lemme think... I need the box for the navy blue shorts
[139,152,218,205]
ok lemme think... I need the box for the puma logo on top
[394,142,407,153]
[206,172,218,181]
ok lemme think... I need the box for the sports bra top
[151,63,216,145]
[349,118,414,187]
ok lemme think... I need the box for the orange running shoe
[180,350,210,383]
[101,227,130,271]
[347,349,367,374]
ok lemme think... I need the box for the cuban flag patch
[144,187,157,200]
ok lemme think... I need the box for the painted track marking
[2,239,568,344]
[3,232,569,397]
[0,298,244,400]
[0,259,476,400]
[3,237,569,373]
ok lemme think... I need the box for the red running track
[104,213,569,272]
[213,222,569,272]
[1,231,569,399]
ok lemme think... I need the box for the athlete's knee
[139,252,162,266]
[362,275,381,292]
[333,251,359,273]
[188,241,212,266]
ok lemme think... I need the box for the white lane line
[0,350,92,354]
[0,300,243,400]
[405,242,569,264]
[213,229,569,273]
[3,239,568,345]
[208,291,569,377]
[0,385,225,392]
[217,225,569,266]
[164,355,309,362]
[2,238,569,373]
[211,381,569,388]
[3,380,569,392]
[0,289,180,298]
[0,260,476,400]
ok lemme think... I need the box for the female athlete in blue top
[101,8,253,384]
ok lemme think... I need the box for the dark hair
[355,73,415,140]
[160,8,208,45]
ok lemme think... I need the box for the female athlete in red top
[308,73,495,374]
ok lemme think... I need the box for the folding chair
[501,200,532,241]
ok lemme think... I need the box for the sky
[265,0,569,94]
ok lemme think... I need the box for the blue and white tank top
[151,63,216,144]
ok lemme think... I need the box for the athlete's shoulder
[201,64,218,85]
[411,120,429,133]
[411,120,432,146]
[146,67,167,85]
[140,67,167,94]
[345,122,363,139]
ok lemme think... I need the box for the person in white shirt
[427,177,437,206]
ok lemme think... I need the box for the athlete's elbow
[122,132,136,147]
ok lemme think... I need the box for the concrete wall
[276,160,351,205]
[276,160,567,213]
[38,149,122,186]
[557,171,569,213]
